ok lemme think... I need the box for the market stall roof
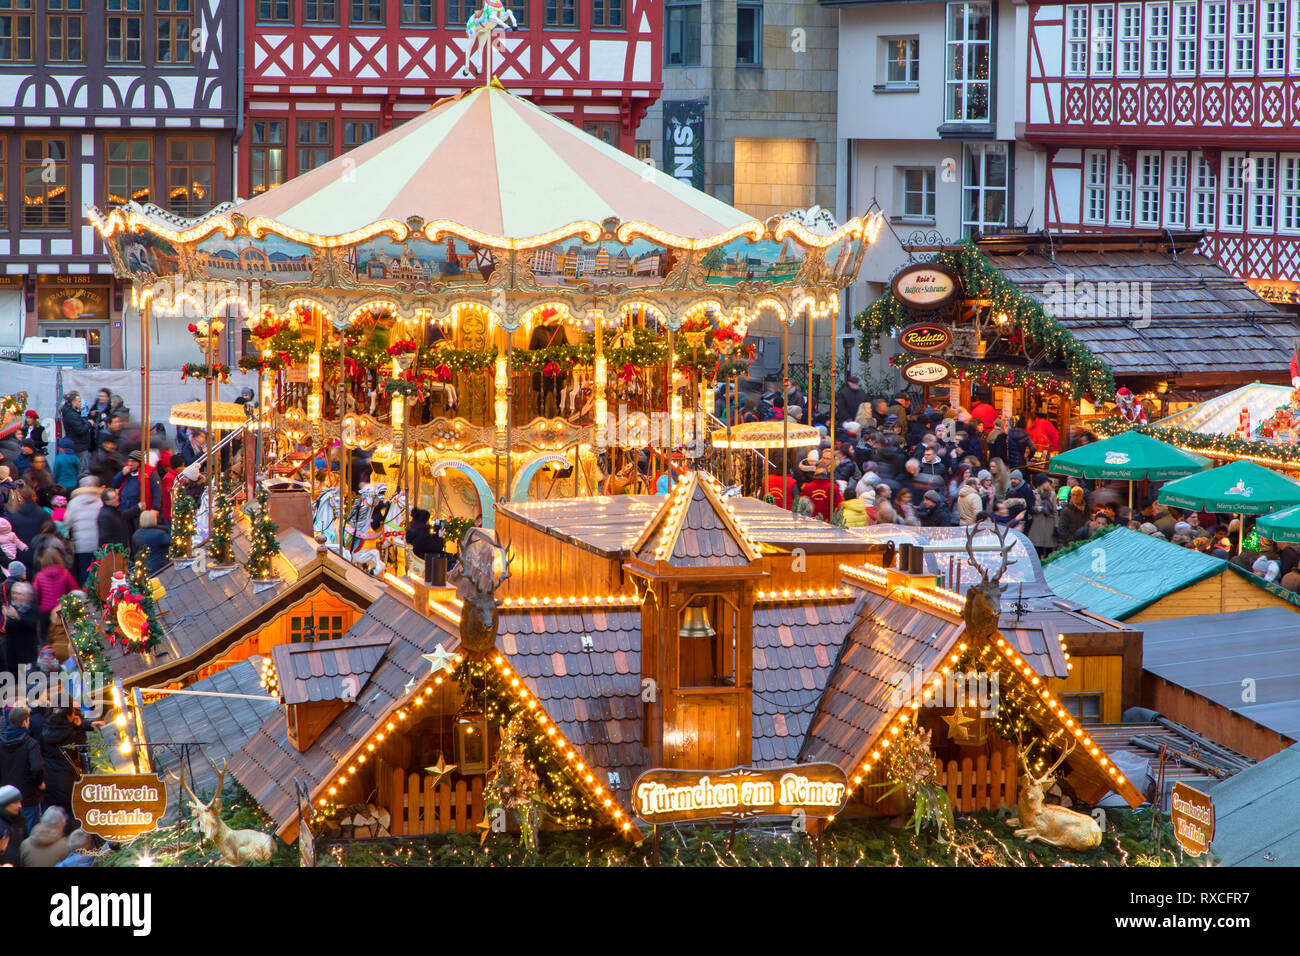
[1157,459,1300,513]
[1156,382,1295,436]
[976,232,1300,380]
[234,83,753,242]
[1042,527,1300,620]
[1049,430,1209,481]
[1207,745,1300,866]
[1141,608,1300,744]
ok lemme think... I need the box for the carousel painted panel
[347,236,498,288]
[524,237,676,290]
[699,235,806,287]
[193,234,321,285]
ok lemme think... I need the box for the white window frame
[1067,5,1089,74]
[1137,151,1162,225]
[1221,153,1247,229]
[1084,150,1108,224]
[1145,3,1170,73]
[1251,155,1278,229]
[945,1,993,124]
[1293,0,1300,73]
[1192,154,1218,228]
[1204,2,1227,73]
[1091,5,1115,74]
[1111,153,1134,225]
[1173,1,1197,74]
[1118,3,1143,74]
[962,141,1009,237]
[1230,1,1256,75]
[1281,154,1300,233]
[1262,0,1287,72]
[1165,153,1188,227]
[899,166,937,220]
[883,35,921,86]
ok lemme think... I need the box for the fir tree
[170,488,197,559]
[245,484,281,580]
[207,475,236,566]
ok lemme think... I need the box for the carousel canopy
[711,420,823,450]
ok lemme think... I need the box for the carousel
[90,77,879,571]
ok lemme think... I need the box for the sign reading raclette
[632,764,849,824]
[899,322,953,354]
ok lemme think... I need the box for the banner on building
[37,276,110,325]
[663,99,706,191]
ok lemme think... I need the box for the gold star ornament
[424,754,456,787]
[942,707,975,742]
[423,643,458,677]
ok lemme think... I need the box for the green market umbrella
[1050,431,1210,480]
[1157,460,1300,514]
[1255,504,1300,544]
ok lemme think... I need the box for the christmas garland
[58,593,111,679]
[1,391,28,416]
[887,354,1074,396]
[170,489,197,559]
[1092,416,1300,468]
[855,240,1116,402]
[84,543,130,614]
[181,363,232,383]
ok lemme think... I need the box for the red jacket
[801,479,843,522]
[763,474,797,510]
[970,402,997,430]
[1027,417,1061,452]
[161,468,178,522]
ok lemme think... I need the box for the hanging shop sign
[1169,781,1215,857]
[632,764,849,824]
[892,263,960,312]
[899,322,953,354]
[662,99,706,191]
[902,358,953,386]
[72,773,169,841]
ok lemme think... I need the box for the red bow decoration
[540,306,558,320]
[620,362,637,382]
[186,323,199,334]
[542,361,560,377]
[434,364,453,382]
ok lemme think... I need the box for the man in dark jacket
[919,489,954,526]
[406,508,448,584]
[59,392,94,464]
[0,785,26,866]
[7,485,47,549]
[96,488,132,550]
[112,450,162,514]
[130,510,171,575]
[4,582,40,674]
[40,707,86,831]
[1005,418,1036,470]
[835,375,870,430]
[0,706,43,831]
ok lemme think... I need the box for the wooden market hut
[1043,527,1300,623]
[226,472,1142,844]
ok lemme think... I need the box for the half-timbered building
[0,0,238,367]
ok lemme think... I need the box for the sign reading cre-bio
[72,774,168,842]
[1170,782,1215,857]
[902,358,953,385]
[892,263,960,311]
[632,764,849,824]
[899,323,953,354]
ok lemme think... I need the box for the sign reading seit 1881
[892,263,960,311]
[632,764,849,824]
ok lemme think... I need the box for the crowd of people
[0,386,242,866]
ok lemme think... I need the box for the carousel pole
[782,319,790,506]
[139,294,152,511]
[204,322,215,516]
[667,326,675,466]
[805,304,813,427]
[828,315,837,445]
[337,325,349,560]
[506,333,514,501]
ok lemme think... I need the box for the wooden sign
[899,322,953,354]
[632,764,849,824]
[72,774,168,842]
[892,263,960,311]
[902,358,953,385]
[1170,782,1215,857]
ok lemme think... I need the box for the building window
[1137,151,1161,225]
[1282,155,1300,233]
[962,141,1008,236]
[105,137,152,208]
[351,0,383,23]
[304,0,337,21]
[583,121,617,146]
[884,36,920,85]
[545,0,575,27]
[1110,153,1133,224]
[1066,6,1088,74]
[635,139,651,162]
[1293,0,1300,71]
[1084,150,1108,223]
[592,0,622,29]
[1173,2,1196,73]
[250,120,285,196]
[46,0,84,63]
[343,121,375,150]
[257,0,290,21]
[1263,0,1287,71]
[665,1,699,66]
[1165,153,1187,227]
[1252,155,1278,229]
[290,614,345,642]
[166,136,213,218]
[1061,693,1102,725]
[1192,154,1217,228]
[1221,153,1246,229]
[1117,4,1141,74]
[736,1,760,64]
[1145,3,1169,72]
[107,0,142,62]
[0,0,34,62]
[0,140,7,230]
[401,0,433,24]
[22,136,69,229]
[1204,1,1226,71]
[1230,1,1255,73]
[945,1,991,123]
[1089,5,1114,74]
[900,167,936,220]
[506,0,527,23]
[297,119,332,174]
[156,0,191,64]
[445,0,468,24]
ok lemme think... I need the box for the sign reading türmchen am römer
[632,764,849,824]
[1169,781,1215,857]
[72,774,169,842]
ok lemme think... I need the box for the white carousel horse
[462,0,517,76]
[312,486,342,547]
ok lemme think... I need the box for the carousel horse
[601,461,640,495]
[462,0,517,76]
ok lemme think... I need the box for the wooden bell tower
[626,472,766,770]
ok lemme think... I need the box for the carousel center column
[592,308,608,453]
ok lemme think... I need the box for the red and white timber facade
[1024,0,1300,303]
[241,0,662,198]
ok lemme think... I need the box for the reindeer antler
[965,519,1018,586]
[166,769,201,806]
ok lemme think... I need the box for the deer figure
[1007,740,1103,850]
[450,527,514,656]
[172,762,276,865]
[962,518,1017,640]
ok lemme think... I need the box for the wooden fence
[378,765,485,836]
[939,746,1018,812]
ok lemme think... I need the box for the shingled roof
[631,471,762,568]
[977,232,1300,380]
[272,633,391,706]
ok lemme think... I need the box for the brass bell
[679,602,715,640]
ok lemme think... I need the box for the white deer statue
[173,761,275,865]
[1007,739,1103,851]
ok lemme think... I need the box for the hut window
[1059,693,1102,725]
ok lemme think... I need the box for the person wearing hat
[0,784,26,866]
[111,449,161,517]
[918,488,953,527]
[0,706,43,834]
[52,438,79,491]
[19,409,45,456]
[836,374,870,432]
